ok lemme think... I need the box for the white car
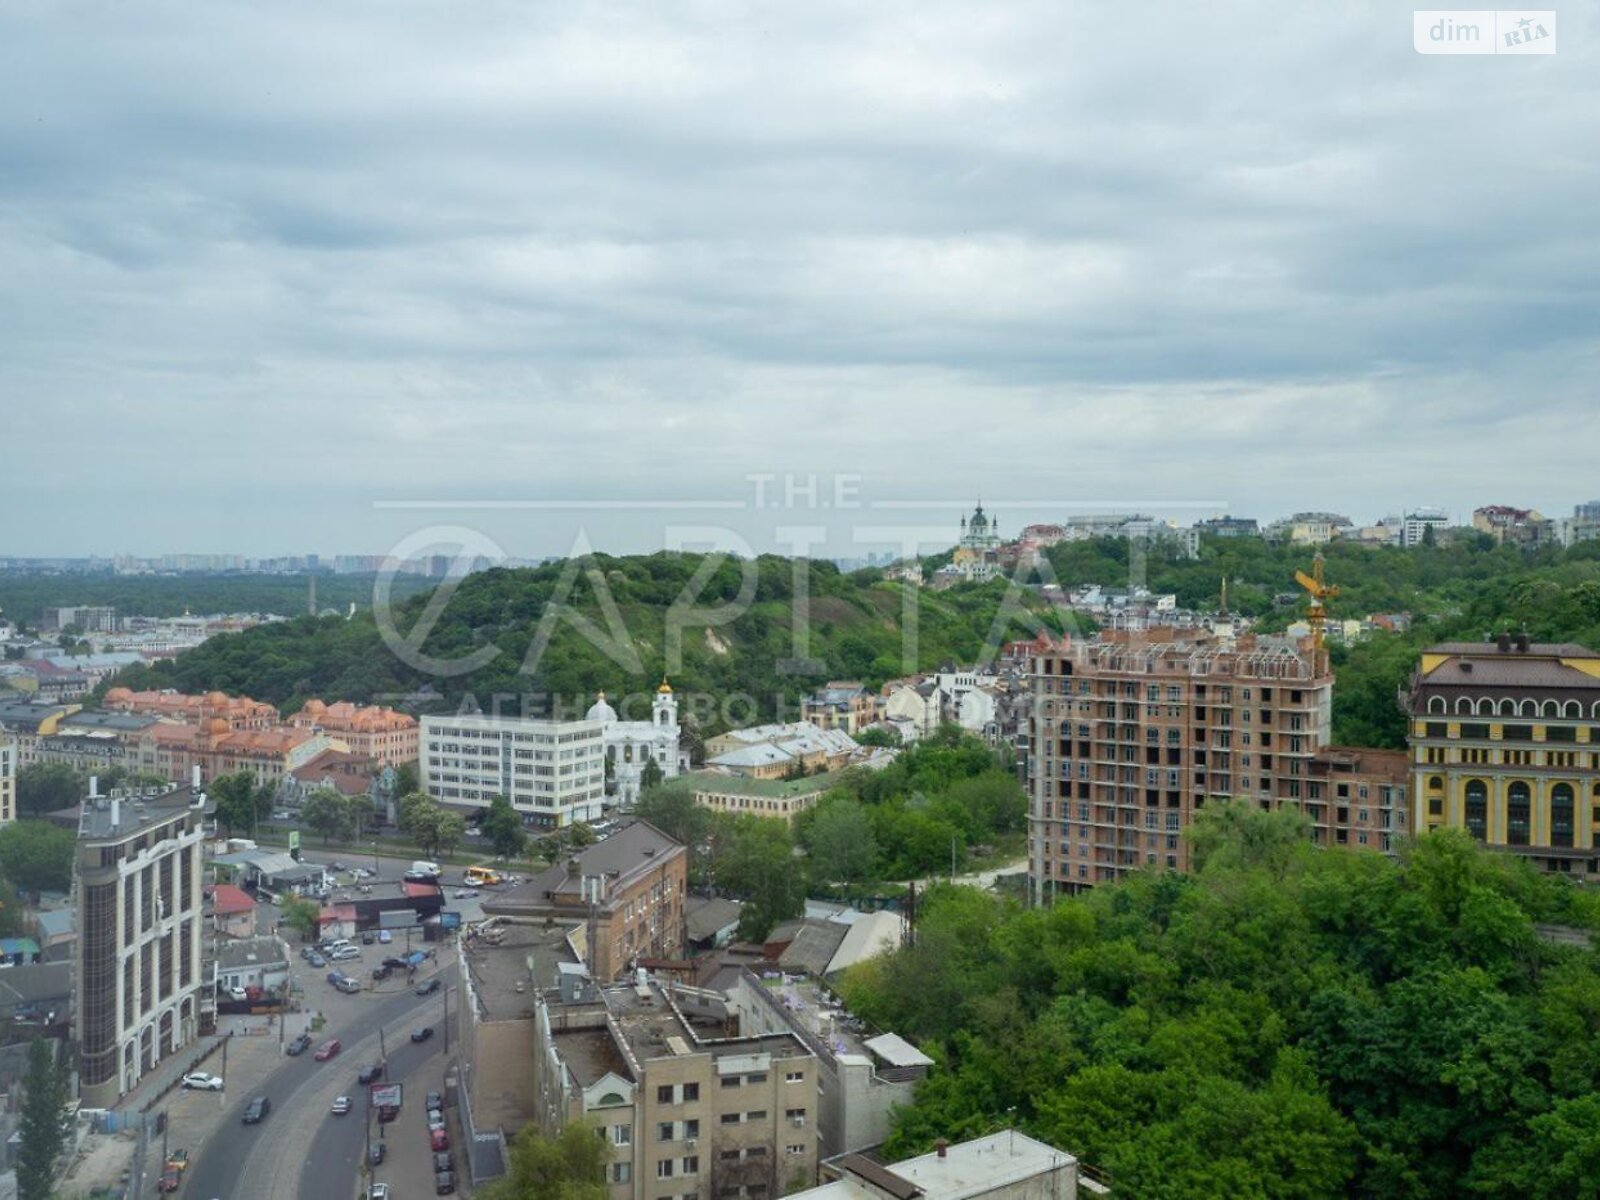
[181,1072,224,1091]
[331,1095,353,1115]
[223,986,247,1001]
[329,945,361,961]
[366,1186,390,1200]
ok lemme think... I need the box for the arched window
[1429,696,1446,714]
[1508,781,1532,846]
[1457,697,1474,715]
[1551,783,1575,849]
[1428,775,1443,790]
[1465,780,1488,841]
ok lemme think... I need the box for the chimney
[192,764,202,790]
[110,797,121,830]
[89,775,99,800]
[1497,632,1512,653]
[1517,633,1531,652]
[936,1139,949,1159]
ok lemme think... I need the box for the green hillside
[100,553,1067,730]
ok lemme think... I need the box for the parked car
[358,1062,386,1084]
[308,952,327,968]
[242,1096,271,1124]
[378,929,393,944]
[222,984,247,1001]
[314,1039,342,1061]
[330,860,347,872]
[453,888,479,899]
[330,945,361,961]
[427,1109,446,1131]
[331,1095,352,1115]
[377,1103,399,1123]
[433,1151,454,1173]
[382,955,409,969]
[430,1126,450,1152]
[415,979,441,996]
[366,1185,390,1200]
[326,971,347,986]
[361,930,376,945]
[372,964,393,981]
[181,1072,224,1091]
[411,1026,435,1043]
[435,1169,456,1195]
[335,977,362,994]
[425,1090,443,1112]
[158,1167,181,1192]
[368,1142,387,1167]
[165,1149,189,1174]
[286,1033,312,1056]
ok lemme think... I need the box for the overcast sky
[2,2,1596,560]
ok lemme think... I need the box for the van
[463,866,502,887]
[410,861,441,878]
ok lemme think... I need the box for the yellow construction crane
[1294,553,1339,660]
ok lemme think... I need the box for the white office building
[1401,507,1451,547]
[421,714,605,828]
[0,736,15,825]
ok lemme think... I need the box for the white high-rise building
[420,714,605,828]
[1401,507,1451,547]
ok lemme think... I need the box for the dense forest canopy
[840,806,1600,1199]
[0,571,431,622]
[96,553,1067,727]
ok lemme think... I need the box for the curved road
[183,985,446,1200]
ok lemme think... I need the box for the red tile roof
[212,884,257,915]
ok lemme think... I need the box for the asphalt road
[181,982,451,1200]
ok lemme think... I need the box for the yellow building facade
[1407,638,1600,876]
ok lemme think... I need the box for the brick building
[1026,627,1334,900]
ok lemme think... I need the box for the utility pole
[219,1035,229,1109]
[443,985,450,1054]
[364,1084,373,1179]
[378,1022,387,1064]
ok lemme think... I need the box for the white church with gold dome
[585,679,689,807]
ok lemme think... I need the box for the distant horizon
[2,496,1596,564]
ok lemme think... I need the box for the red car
[430,1126,450,1152]
[314,1038,342,1061]
[158,1167,181,1193]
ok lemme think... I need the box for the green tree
[804,798,878,893]
[15,762,83,817]
[394,761,420,798]
[482,794,527,859]
[855,725,901,748]
[482,1121,609,1200]
[634,780,710,848]
[639,756,664,792]
[301,787,356,844]
[16,1039,69,1200]
[399,792,467,859]
[280,895,320,941]
[0,878,23,937]
[714,817,805,941]
[210,771,271,836]
[0,820,77,892]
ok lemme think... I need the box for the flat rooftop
[78,787,198,840]
[463,921,580,1020]
[758,972,873,1061]
[802,1132,1077,1200]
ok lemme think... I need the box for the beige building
[533,973,820,1200]
[483,821,686,980]
[0,735,15,825]
[801,683,880,735]
[1407,637,1600,878]
[1027,627,1335,899]
[287,698,419,765]
[686,770,837,825]
[703,723,859,780]
[793,1130,1105,1200]
[74,785,210,1107]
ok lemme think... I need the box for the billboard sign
[369,1083,402,1109]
